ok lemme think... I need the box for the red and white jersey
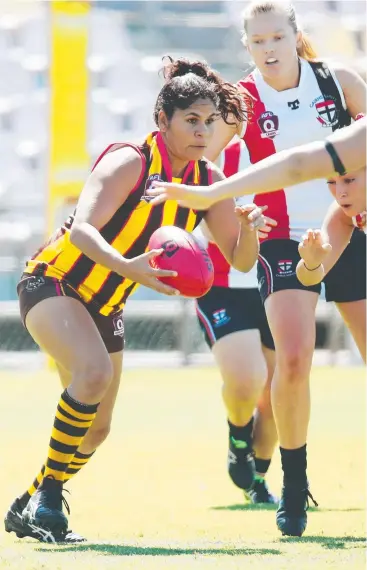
[194,139,258,289]
[238,58,351,242]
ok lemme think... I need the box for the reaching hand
[121,249,180,296]
[298,229,332,269]
[146,182,217,210]
[235,204,277,239]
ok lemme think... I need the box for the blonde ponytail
[297,32,317,61]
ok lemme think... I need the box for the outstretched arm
[147,118,367,209]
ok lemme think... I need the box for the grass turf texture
[0,366,365,569]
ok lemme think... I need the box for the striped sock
[39,389,99,483]
[25,449,96,499]
[64,450,95,483]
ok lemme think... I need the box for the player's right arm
[296,202,355,286]
[205,118,367,201]
[70,147,179,295]
[147,118,367,209]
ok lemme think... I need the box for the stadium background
[0,0,365,367]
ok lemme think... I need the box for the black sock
[228,417,254,445]
[280,444,307,485]
[255,457,271,475]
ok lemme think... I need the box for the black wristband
[325,141,347,176]
[303,262,322,271]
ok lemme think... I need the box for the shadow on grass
[211,504,364,513]
[280,535,366,550]
[36,544,281,556]
[211,503,277,511]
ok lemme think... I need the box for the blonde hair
[242,1,318,61]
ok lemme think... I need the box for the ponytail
[297,32,317,61]
[155,56,249,126]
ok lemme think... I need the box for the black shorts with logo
[257,239,321,303]
[257,230,366,304]
[17,275,124,353]
[195,286,275,350]
[323,229,366,303]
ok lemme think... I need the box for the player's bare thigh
[212,329,267,394]
[264,289,318,366]
[25,296,113,400]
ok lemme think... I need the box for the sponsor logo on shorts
[277,259,294,277]
[25,276,45,292]
[112,315,124,337]
[212,308,231,328]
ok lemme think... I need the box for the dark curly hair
[154,56,249,126]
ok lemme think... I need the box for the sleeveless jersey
[194,138,258,288]
[238,58,351,242]
[24,131,211,315]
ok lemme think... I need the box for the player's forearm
[327,117,367,172]
[209,142,332,201]
[232,227,259,272]
[70,222,127,275]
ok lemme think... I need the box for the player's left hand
[235,204,277,239]
[298,229,332,268]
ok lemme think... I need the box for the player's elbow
[69,224,83,248]
[70,222,90,249]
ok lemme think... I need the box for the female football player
[148,1,366,537]
[4,57,272,543]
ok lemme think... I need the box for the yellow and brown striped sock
[34,389,99,485]
[22,449,96,504]
[64,450,95,483]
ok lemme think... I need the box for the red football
[148,226,214,298]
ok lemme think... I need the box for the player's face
[161,99,219,161]
[246,11,300,81]
[327,168,366,217]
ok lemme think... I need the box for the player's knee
[76,359,113,397]
[277,348,311,382]
[223,369,266,403]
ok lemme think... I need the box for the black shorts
[195,286,274,350]
[323,229,366,303]
[257,239,321,303]
[17,275,124,353]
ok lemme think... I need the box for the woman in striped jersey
[148,1,366,537]
[4,58,272,543]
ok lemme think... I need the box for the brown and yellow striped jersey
[24,131,213,316]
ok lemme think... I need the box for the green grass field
[0,365,365,569]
